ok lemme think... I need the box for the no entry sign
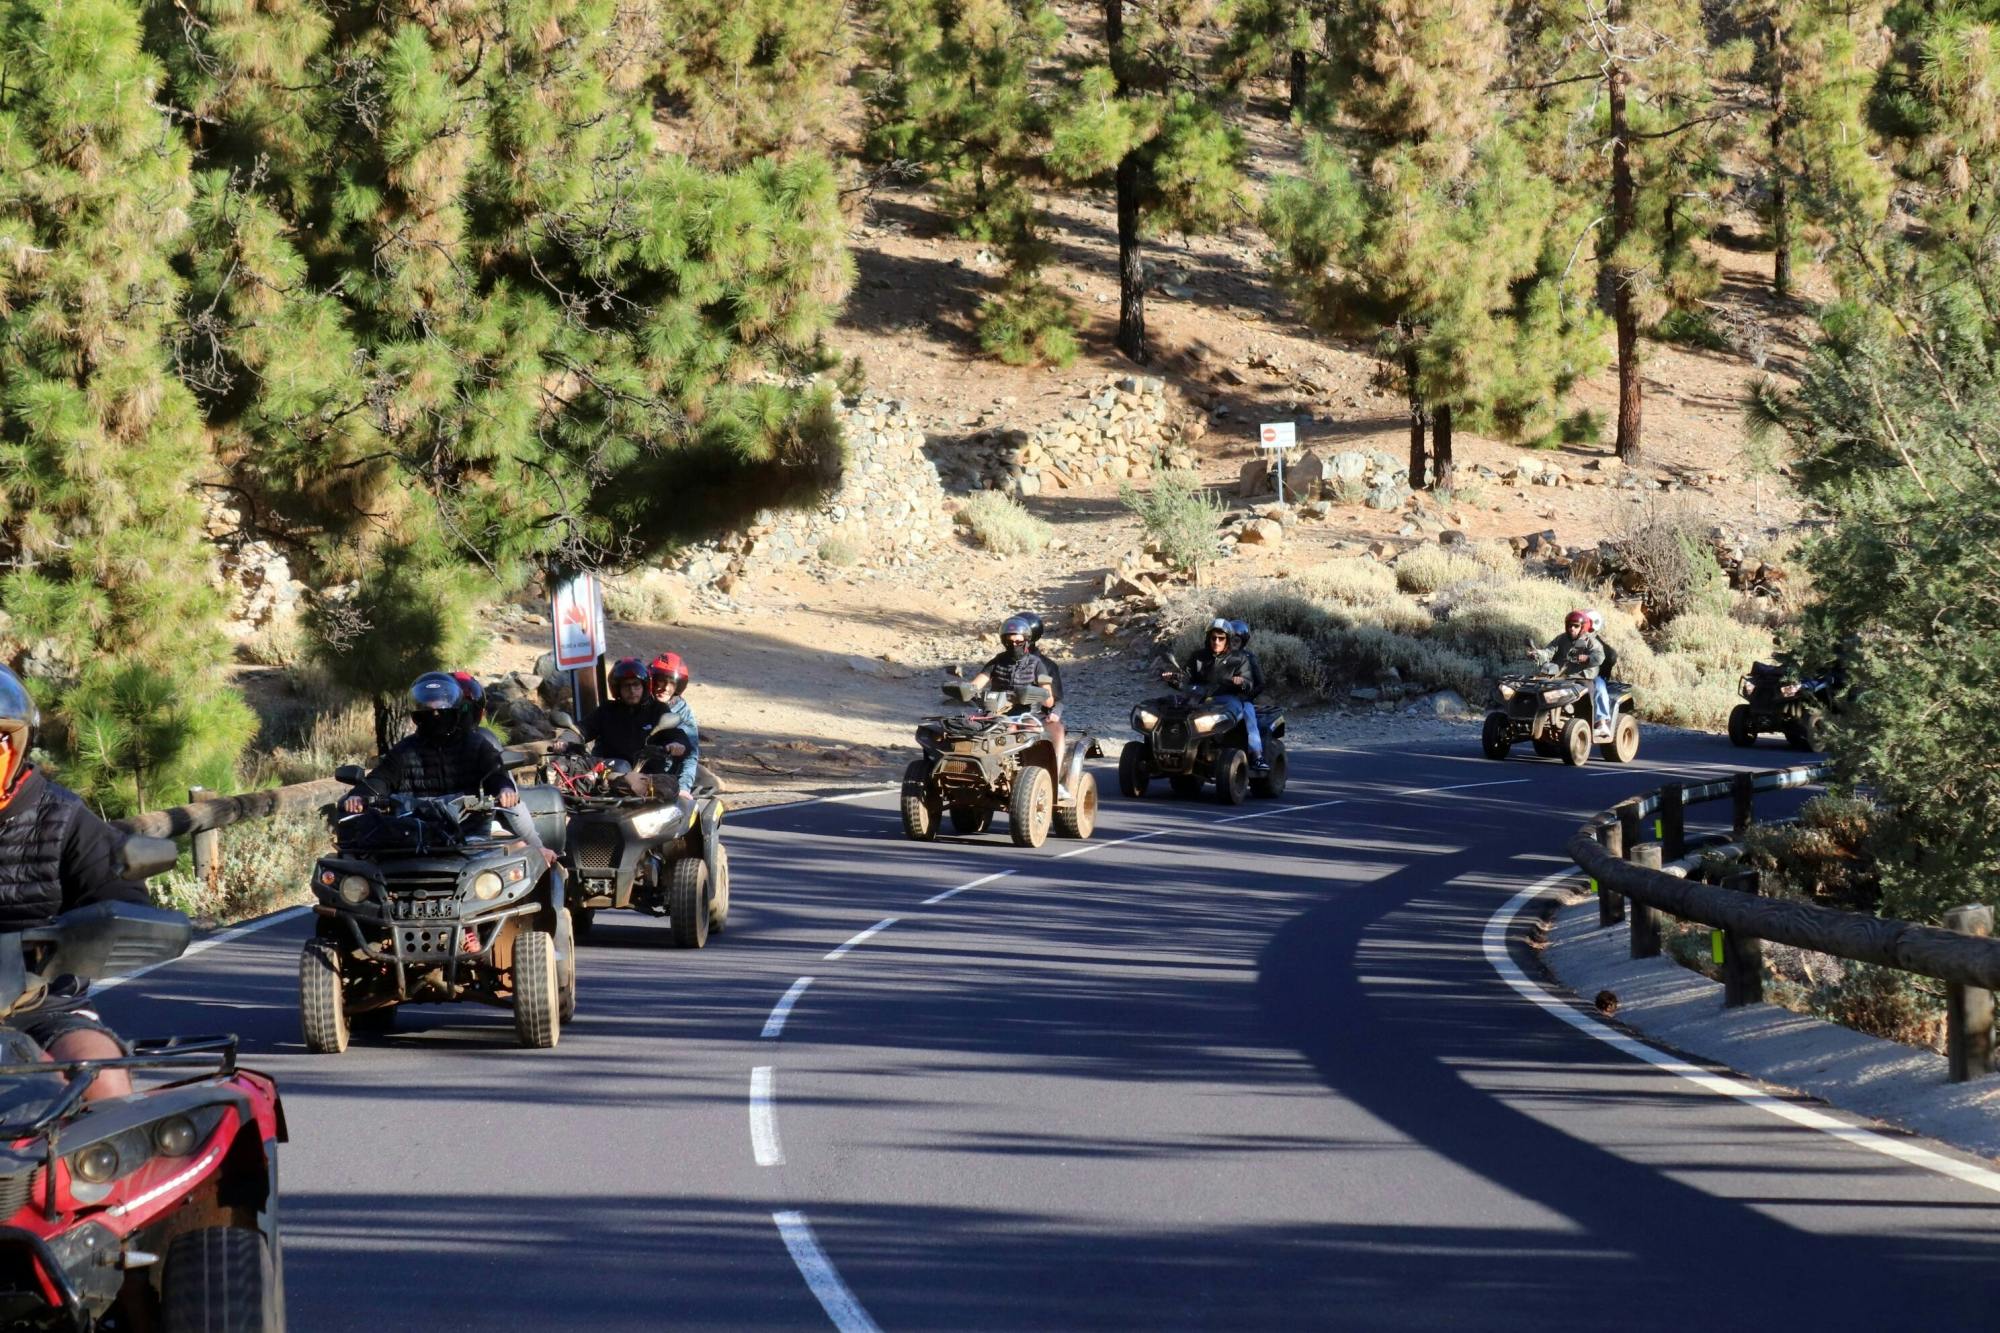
[1258,421,1297,450]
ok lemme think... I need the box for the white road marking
[750,1066,785,1166]
[1050,829,1162,860]
[1396,778,1532,796]
[922,870,1016,907]
[732,787,894,816]
[1217,796,1347,824]
[93,905,312,994]
[763,977,815,1039]
[773,1211,883,1333]
[1484,868,2000,1197]
[824,917,899,961]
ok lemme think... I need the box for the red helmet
[649,652,690,698]
[1565,609,1591,634]
[449,671,486,726]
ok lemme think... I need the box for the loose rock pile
[929,376,1194,497]
[1239,447,1412,511]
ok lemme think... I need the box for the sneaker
[1593,724,1615,744]
[1250,760,1271,775]
[1058,784,1072,801]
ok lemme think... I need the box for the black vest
[0,773,85,934]
[372,731,507,799]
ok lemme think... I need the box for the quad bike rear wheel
[1250,743,1288,798]
[1481,713,1511,760]
[513,928,561,1048]
[1604,713,1641,763]
[1728,704,1756,748]
[1786,712,1817,752]
[299,938,348,1055]
[1214,748,1251,805]
[669,856,711,948]
[1117,742,1151,798]
[160,1225,281,1333]
[1561,718,1593,767]
[1054,771,1099,839]
[1009,766,1054,848]
[556,909,578,1022]
[949,805,994,835]
[900,760,941,841]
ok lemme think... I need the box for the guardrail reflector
[1711,929,1725,964]
[1587,877,1597,896]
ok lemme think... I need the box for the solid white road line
[750,1066,785,1166]
[824,917,900,962]
[773,1211,884,1333]
[93,905,312,994]
[763,977,815,1039]
[922,870,1016,907]
[1484,868,2000,1197]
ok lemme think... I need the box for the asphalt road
[92,732,2000,1330]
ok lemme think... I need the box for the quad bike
[1482,648,1640,766]
[1,842,287,1331]
[1118,661,1287,805]
[301,762,575,1052]
[901,679,1100,848]
[540,715,730,950]
[1729,661,1834,751]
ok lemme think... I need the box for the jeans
[1214,697,1265,764]
[1592,678,1612,727]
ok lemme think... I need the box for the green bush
[1121,470,1225,582]
[976,279,1081,367]
[817,533,863,566]
[1654,307,1732,350]
[956,490,1053,555]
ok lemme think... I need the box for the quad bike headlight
[337,874,373,906]
[471,871,505,901]
[73,1142,119,1185]
[1739,677,1755,699]
[1498,682,1517,701]
[65,1105,230,1205]
[1131,706,1159,732]
[151,1115,198,1157]
[1191,710,1229,735]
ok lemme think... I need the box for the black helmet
[408,671,469,742]
[608,657,649,696]
[1000,613,1043,651]
[1229,619,1251,649]
[0,666,40,800]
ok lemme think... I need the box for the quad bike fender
[699,804,726,889]
[1019,737,1059,776]
[1061,735,1093,793]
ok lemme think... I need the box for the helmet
[648,653,690,699]
[1584,608,1606,635]
[1565,609,1591,635]
[449,671,486,727]
[608,657,649,699]
[1206,617,1232,640]
[0,666,40,804]
[1000,613,1043,652]
[408,671,469,742]
[1229,619,1251,649]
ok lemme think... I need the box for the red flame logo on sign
[560,600,590,632]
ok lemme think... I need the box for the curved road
[93,736,2000,1329]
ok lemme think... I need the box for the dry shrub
[1246,630,1324,694]
[155,811,330,927]
[1614,500,1731,623]
[957,490,1052,555]
[1295,557,1400,608]
[1654,611,1773,678]
[1393,546,1486,595]
[603,575,680,625]
[1468,541,1519,577]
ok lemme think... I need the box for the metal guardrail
[1567,761,2000,1082]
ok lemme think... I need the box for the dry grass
[1393,546,1485,595]
[957,490,1053,555]
[154,811,330,927]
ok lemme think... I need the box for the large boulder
[1237,457,1272,498]
[1329,450,1370,485]
[1282,449,1327,503]
[1237,517,1285,546]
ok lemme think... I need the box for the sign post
[1258,421,1298,502]
[551,572,606,719]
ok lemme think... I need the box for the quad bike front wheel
[160,1225,282,1333]
[1561,718,1593,767]
[1603,713,1641,764]
[1054,771,1099,839]
[1117,742,1151,798]
[669,856,712,949]
[1481,713,1511,760]
[556,910,578,1022]
[949,805,994,835]
[1214,748,1251,805]
[513,928,561,1047]
[1250,743,1288,798]
[299,938,348,1055]
[708,842,730,935]
[1728,704,1757,748]
[1786,712,1817,752]
[1009,766,1054,848]
[900,760,941,841]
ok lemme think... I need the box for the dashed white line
[1217,796,1346,824]
[1050,829,1163,859]
[763,977,815,1039]
[749,1066,785,1166]
[1484,868,2000,1197]
[1397,778,1532,797]
[774,1211,884,1333]
[922,869,1016,906]
[824,917,900,961]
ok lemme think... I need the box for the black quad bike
[541,716,730,950]
[1,844,287,1332]
[1481,649,1641,766]
[301,763,576,1052]
[1118,662,1287,805]
[901,680,1100,848]
[1729,661,1834,750]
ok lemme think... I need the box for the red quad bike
[0,839,286,1331]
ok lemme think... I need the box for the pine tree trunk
[1405,349,1428,489]
[1107,0,1146,362]
[1433,403,1455,492]
[1289,50,1307,116]
[1771,52,1791,298]
[1609,58,1643,464]
[374,696,395,756]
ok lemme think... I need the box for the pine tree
[157,0,853,695]
[656,0,856,166]
[1219,0,1331,117]
[0,0,254,815]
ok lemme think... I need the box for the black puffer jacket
[0,770,150,935]
[580,700,667,765]
[980,650,1064,713]
[363,729,516,800]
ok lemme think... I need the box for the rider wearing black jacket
[0,666,153,1100]
[575,658,667,766]
[970,613,1070,794]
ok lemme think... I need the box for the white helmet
[1585,608,1606,635]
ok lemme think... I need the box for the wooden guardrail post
[1659,783,1686,861]
[1596,821,1626,926]
[1718,870,1763,1007]
[1627,841,1664,958]
[1944,904,1995,1083]
[1731,773,1754,835]
[188,786,221,891]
